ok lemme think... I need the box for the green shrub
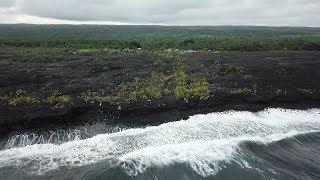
[117,73,171,102]
[188,77,209,99]
[153,59,165,68]
[44,91,71,108]
[217,64,244,76]
[230,87,255,96]
[0,90,40,107]
[80,91,111,105]
[173,63,209,99]
[173,67,188,86]
[174,76,209,99]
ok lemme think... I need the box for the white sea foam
[119,131,304,177]
[0,108,319,176]
[2,123,126,149]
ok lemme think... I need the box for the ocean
[1,108,320,180]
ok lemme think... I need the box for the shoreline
[1,49,320,136]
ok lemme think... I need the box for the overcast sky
[0,0,319,26]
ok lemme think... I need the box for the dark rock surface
[1,48,320,136]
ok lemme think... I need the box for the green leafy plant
[217,64,244,76]
[44,90,71,108]
[0,89,39,107]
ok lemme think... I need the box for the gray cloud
[0,0,319,26]
[0,0,15,7]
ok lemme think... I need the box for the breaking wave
[0,108,320,180]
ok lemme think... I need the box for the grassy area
[217,64,244,76]
[230,86,257,96]
[0,90,40,107]
[80,67,209,105]
[172,64,209,99]
[44,91,71,108]
[0,90,71,108]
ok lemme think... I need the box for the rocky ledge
[1,48,320,136]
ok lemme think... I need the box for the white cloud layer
[0,0,319,26]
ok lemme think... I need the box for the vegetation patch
[230,88,254,96]
[217,64,244,76]
[114,76,169,102]
[173,67,209,99]
[274,89,287,96]
[80,91,108,104]
[79,56,209,105]
[80,73,172,105]
[0,58,25,64]
[298,88,315,95]
[0,90,39,107]
[153,58,165,68]
[1,54,210,108]
[44,91,71,108]
[1,32,320,52]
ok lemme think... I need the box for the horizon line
[0,23,320,28]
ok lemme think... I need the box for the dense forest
[0,24,320,51]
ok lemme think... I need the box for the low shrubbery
[44,91,71,108]
[230,87,256,96]
[274,89,287,96]
[1,35,320,52]
[217,64,244,76]
[298,88,315,95]
[79,57,210,105]
[173,65,209,99]
[80,73,172,105]
[0,90,39,107]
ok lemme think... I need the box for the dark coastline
[1,49,320,136]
